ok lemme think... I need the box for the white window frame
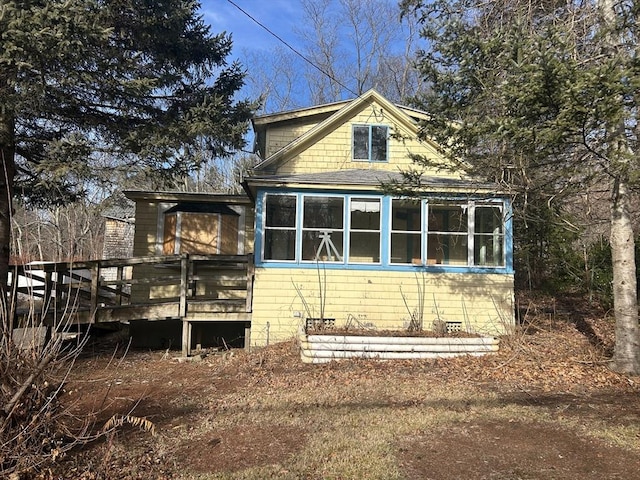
[347,196,382,264]
[262,193,298,262]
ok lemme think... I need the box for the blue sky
[200,0,301,52]
[197,0,423,112]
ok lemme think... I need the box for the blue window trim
[255,188,514,274]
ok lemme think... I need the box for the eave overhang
[123,190,252,205]
[243,169,506,199]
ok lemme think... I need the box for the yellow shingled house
[245,88,514,345]
[126,89,515,352]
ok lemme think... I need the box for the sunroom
[248,171,512,273]
[243,170,515,346]
[258,191,510,271]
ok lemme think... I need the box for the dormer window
[353,124,388,162]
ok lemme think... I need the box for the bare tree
[242,0,425,112]
[12,198,106,264]
[298,0,346,104]
[177,153,259,194]
[242,47,306,113]
[376,10,425,102]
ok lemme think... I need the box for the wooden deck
[10,254,254,355]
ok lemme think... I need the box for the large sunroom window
[264,194,297,260]
[349,198,381,263]
[261,193,507,268]
[302,196,344,262]
[427,204,468,266]
[474,205,504,266]
[390,199,422,264]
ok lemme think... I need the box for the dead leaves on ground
[224,312,635,397]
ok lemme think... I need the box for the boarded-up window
[179,213,220,254]
[219,214,239,254]
[162,204,240,255]
[163,213,178,255]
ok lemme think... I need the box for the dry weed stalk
[400,272,427,332]
[0,279,90,476]
[0,268,152,477]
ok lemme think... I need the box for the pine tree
[402,0,640,373]
[0,0,255,290]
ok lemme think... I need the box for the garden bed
[299,329,500,363]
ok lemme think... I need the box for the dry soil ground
[40,300,640,479]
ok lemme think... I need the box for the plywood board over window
[162,203,240,255]
[179,213,220,254]
[163,212,178,255]
[219,214,240,254]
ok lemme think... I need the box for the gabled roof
[251,99,351,129]
[102,193,135,222]
[252,89,438,173]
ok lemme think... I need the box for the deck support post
[179,254,190,356]
[244,322,251,351]
[182,320,192,357]
[179,254,188,319]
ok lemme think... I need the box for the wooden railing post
[52,267,62,316]
[245,254,254,313]
[90,262,100,323]
[179,254,188,319]
[41,269,52,314]
[115,265,124,306]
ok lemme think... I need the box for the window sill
[352,159,389,163]
[257,260,512,274]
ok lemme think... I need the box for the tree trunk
[597,0,640,374]
[0,98,15,299]
[610,176,640,374]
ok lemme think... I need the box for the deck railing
[10,254,254,326]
